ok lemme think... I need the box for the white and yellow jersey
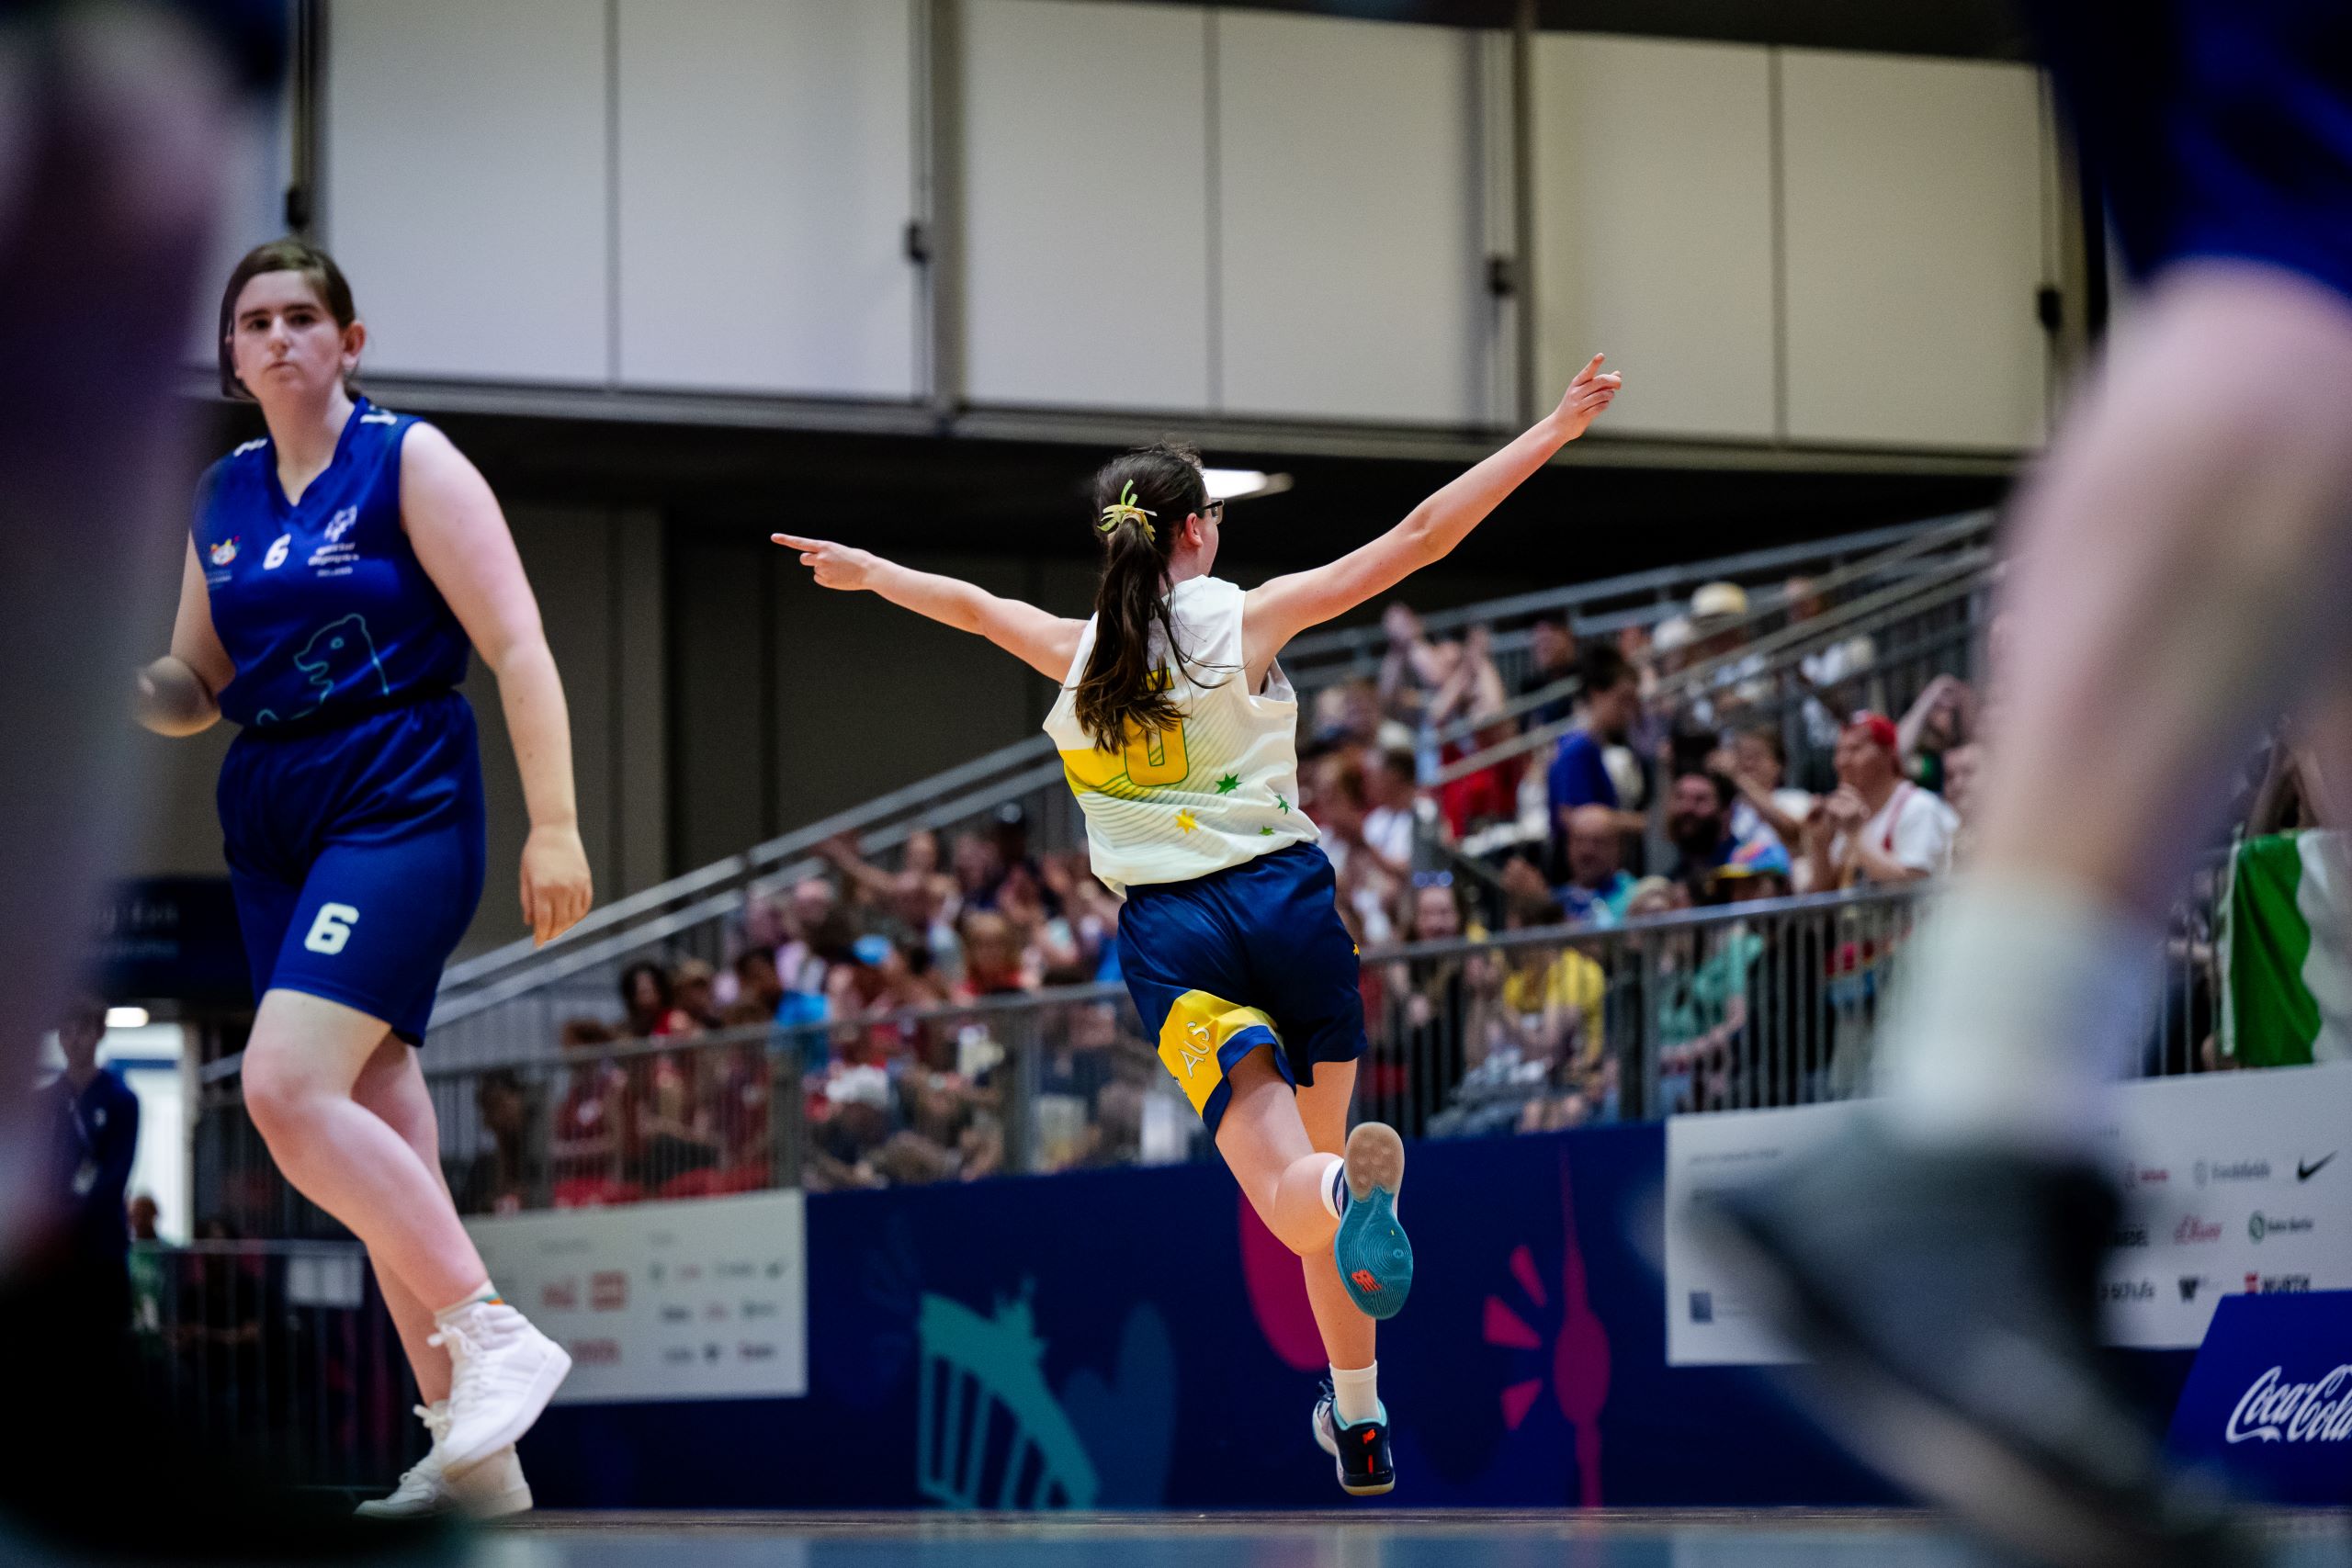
[1043,576,1317,896]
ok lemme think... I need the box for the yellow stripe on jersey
[1155,988,1279,1115]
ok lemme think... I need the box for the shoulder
[396,420,492,507]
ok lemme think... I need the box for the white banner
[464,1189,808,1404]
[1666,1065,2352,1365]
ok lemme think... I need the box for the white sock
[433,1281,500,1323]
[1315,1155,1346,1221]
[1876,875,2161,1154]
[1330,1361,1380,1426]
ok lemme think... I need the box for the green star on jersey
[1274,794,1290,814]
[1260,826,1274,836]
[1216,773,1240,795]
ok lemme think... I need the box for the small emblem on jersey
[359,410,398,424]
[209,536,240,566]
[325,506,358,542]
[263,533,291,570]
[1175,810,1200,834]
[232,438,267,456]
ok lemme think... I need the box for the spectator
[1558,804,1638,926]
[1724,843,1835,1106]
[948,830,1004,910]
[1363,746,1434,880]
[1725,725,1816,847]
[1497,900,1614,1130]
[807,1064,897,1190]
[1896,673,1978,794]
[1803,712,1960,890]
[1547,643,1647,849]
[128,1194,159,1244]
[1315,754,1401,946]
[1431,625,1524,838]
[1666,769,1773,889]
[549,1019,637,1208]
[1519,615,1581,730]
[671,958,721,1033]
[732,948,786,1017]
[40,995,138,1327]
[957,910,1032,998]
[1374,875,1484,1135]
[459,1069,535,1215]
[1377,603,1450,727]
[1943,740,1986,863]
[618,960,673,1039]
[636,1044,722,1190]
[1786,575,1878,759]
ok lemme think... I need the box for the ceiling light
[1203,468,1294,503]
[106,1007,150,1030]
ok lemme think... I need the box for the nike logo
[2298,1154,2337,1182]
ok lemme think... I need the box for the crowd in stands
[500,572,2001,1208]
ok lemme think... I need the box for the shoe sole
[441,1341,573,1479]
[1310,1406,1396,1498]
[1691,1198,2222,1568]
[1336,1123,1411,1321]
[464,1481,534,1519]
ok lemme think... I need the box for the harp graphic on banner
[916,1287,1100,1509]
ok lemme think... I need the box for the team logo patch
[325,506,358,542]
[209,536,240,566]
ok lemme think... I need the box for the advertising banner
[1665,1065,2352,1364]
[2165,1292,2352,1504]
[465,1188,807,1404]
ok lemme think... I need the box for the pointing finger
[771,533,829,551]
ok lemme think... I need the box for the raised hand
[772,532,881,592]
[1552,353,1623,441]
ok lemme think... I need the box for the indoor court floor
[472,1509,2352,1568]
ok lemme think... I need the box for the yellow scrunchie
[1097,480,1156,544]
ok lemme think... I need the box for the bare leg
[1882,262,2352,1142]
[350,1037,458,1405]
[240,990,491,1310]
[1214,1048,1344,1259]
[1294,1061,1374,1372]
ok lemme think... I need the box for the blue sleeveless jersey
[193,397,470,731]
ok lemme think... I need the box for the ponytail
[1071,444,1220,752]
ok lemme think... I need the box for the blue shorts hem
[255,980,425,1045]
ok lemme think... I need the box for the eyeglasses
[1198,499,1225,525]
[1410,870,1454,888]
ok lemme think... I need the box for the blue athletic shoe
[1312,1383,1396,1496]
[1333,1122,1411,1319]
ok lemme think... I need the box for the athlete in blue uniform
[776,356,1622,1496]
[1709,6,2352,1564]
[137,240,592,1517]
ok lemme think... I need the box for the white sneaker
[430,1299,572,1477]
[356,1403,534,1518]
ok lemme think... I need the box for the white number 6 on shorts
[304,902,360,955]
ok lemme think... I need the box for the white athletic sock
[1316,1155,1346,1221]
[1876,875,2162,1155]
[433,1281,501,1323]
[1330,1361,1380,1426]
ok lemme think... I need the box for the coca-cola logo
[2227,1365,2352,1445]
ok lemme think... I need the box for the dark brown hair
[1071,443,1220,752]
[217,238,359,399]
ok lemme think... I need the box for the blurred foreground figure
[0,3,437,1559]
[1706,4,2352,1565]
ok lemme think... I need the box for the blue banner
[519,1122,2198,1510]
[2165,1291,2352,1504]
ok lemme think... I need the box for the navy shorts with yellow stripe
[1115,841,1368,1134]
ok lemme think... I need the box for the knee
[241,1047,328,1147]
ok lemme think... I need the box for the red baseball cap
[1848,711,1899,753]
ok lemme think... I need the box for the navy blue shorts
[218,691,487,1045]
[2030,0,2352,299]
[1115,842,1367,1135]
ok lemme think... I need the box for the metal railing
[413,513,2000,1060]
[130,1239,412,1494]
[198,880,2232,1237]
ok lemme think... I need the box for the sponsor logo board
[465,1190,807,1403]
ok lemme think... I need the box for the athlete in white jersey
[774,354,1621,1496]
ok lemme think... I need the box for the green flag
[2221,830,2352,1066]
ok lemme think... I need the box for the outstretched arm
[1242,355,1621,677]
[772,534,1085,682]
